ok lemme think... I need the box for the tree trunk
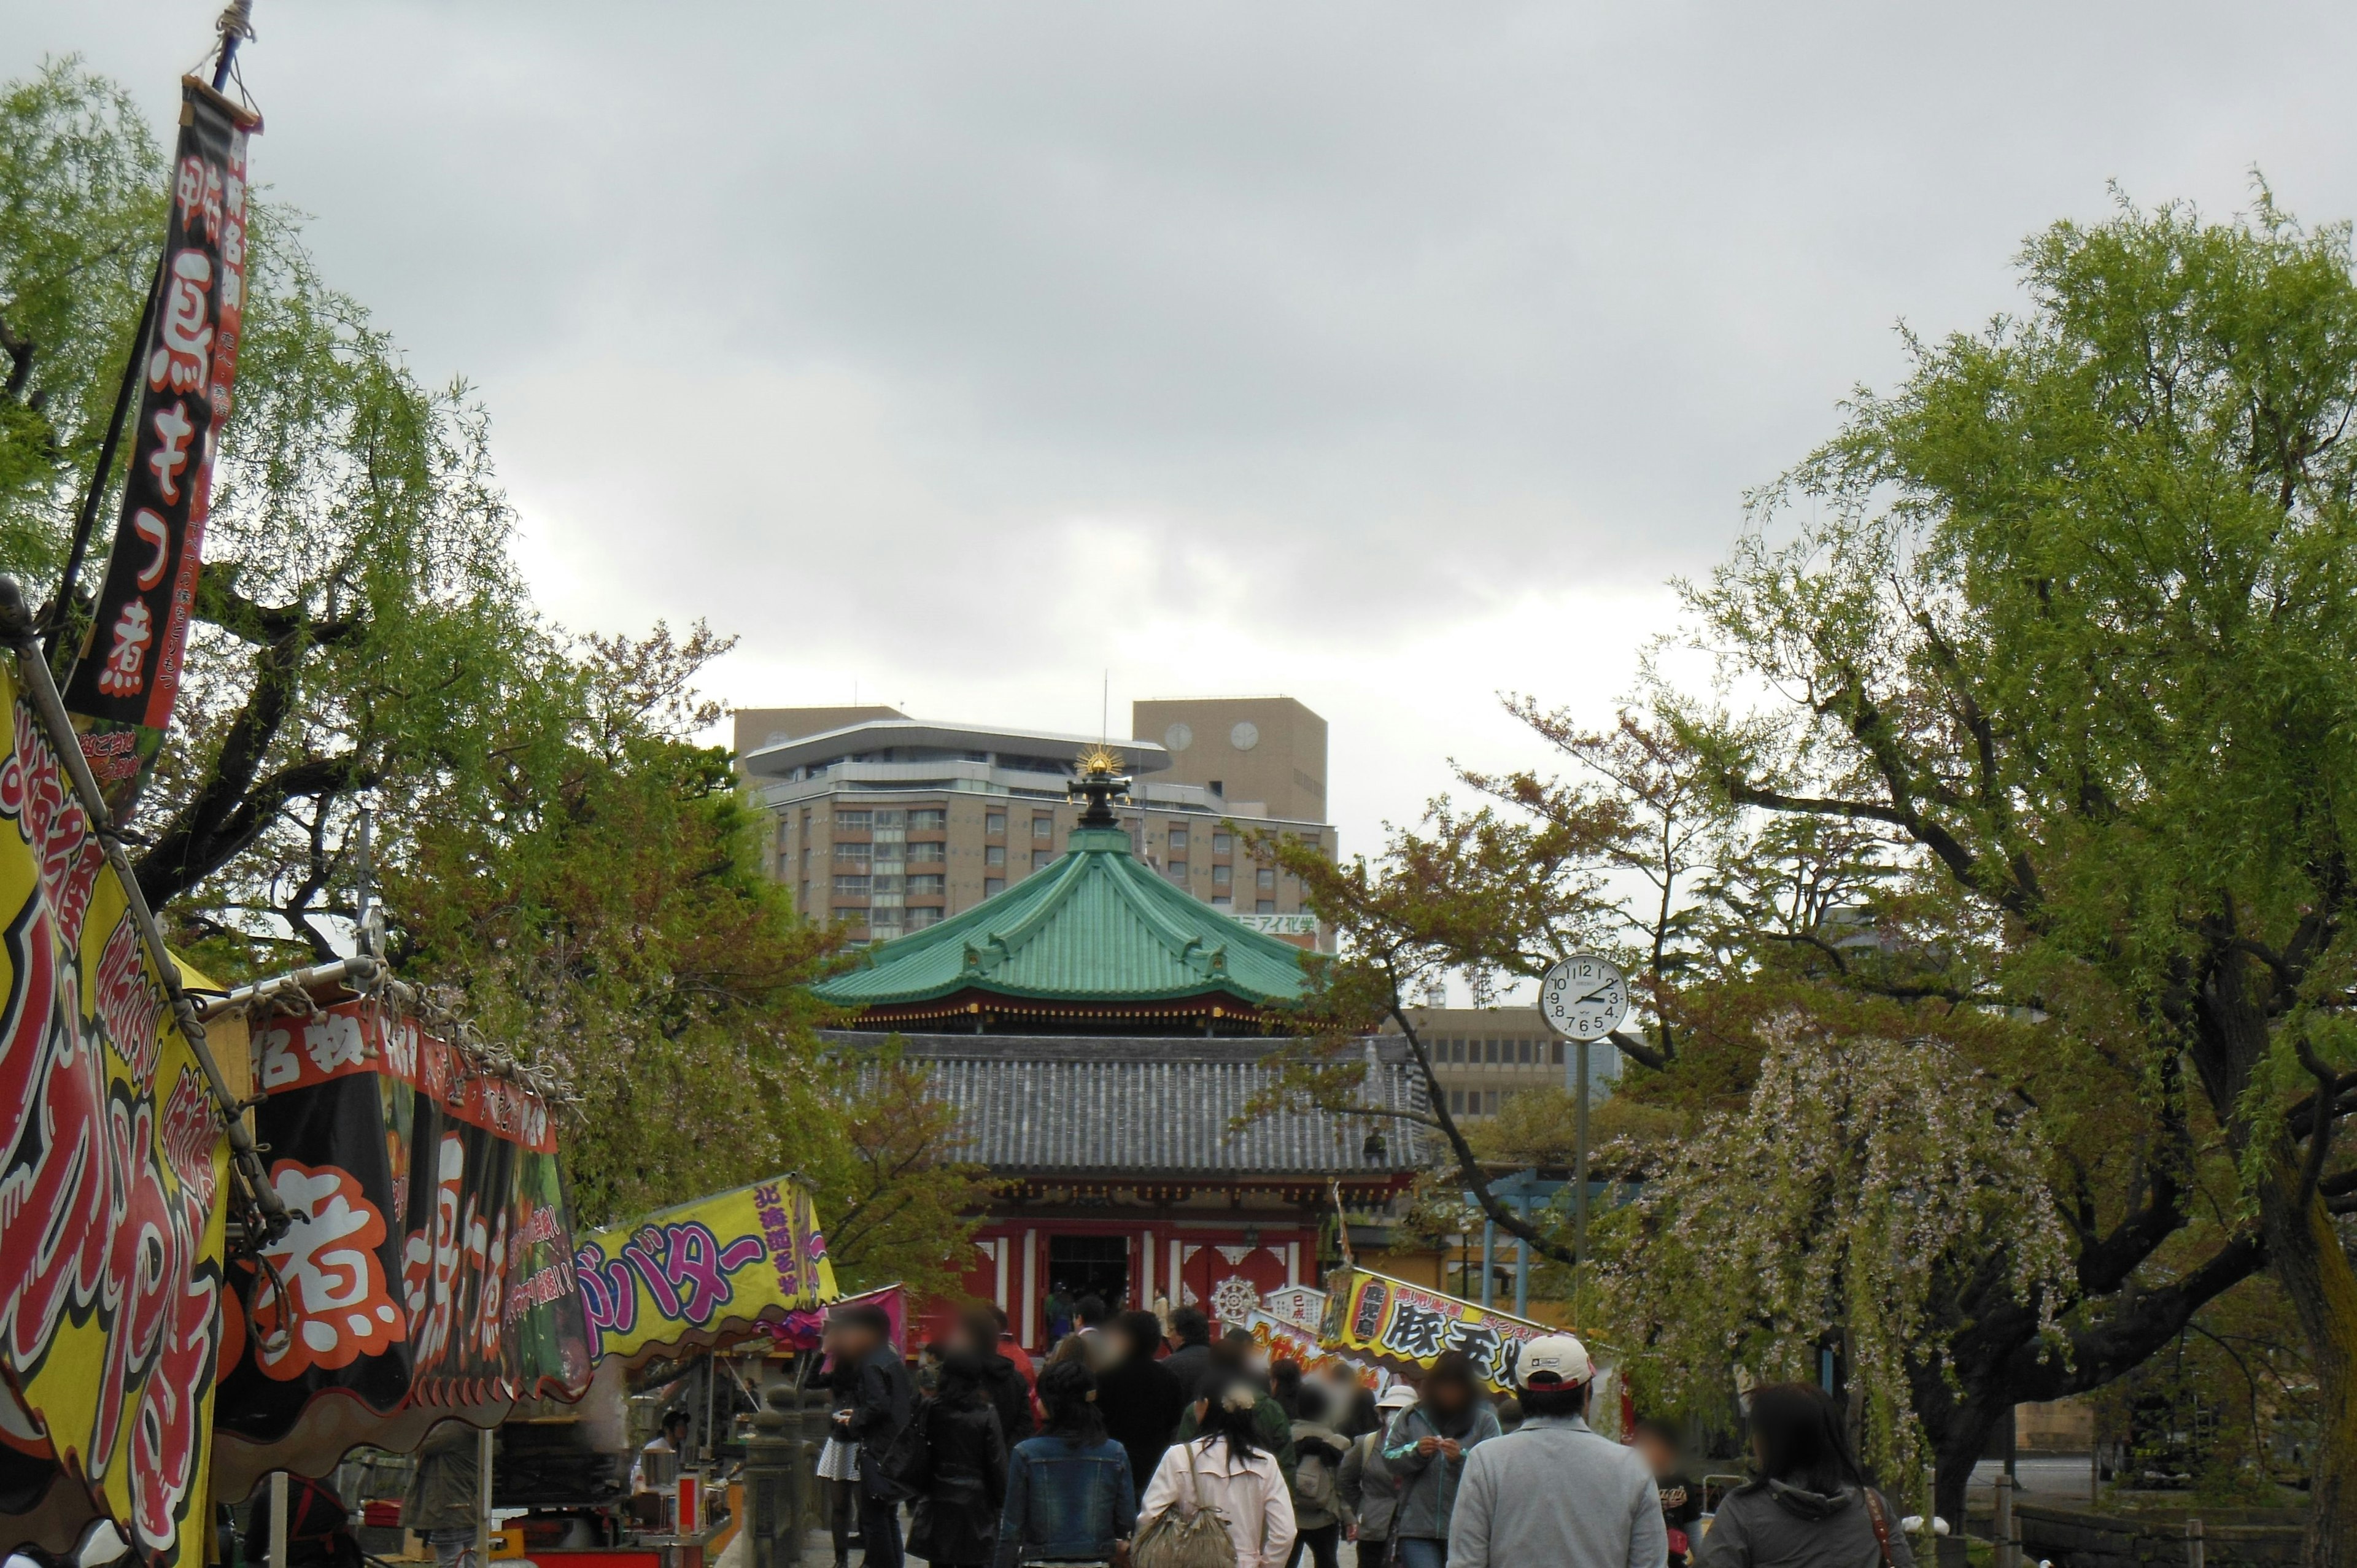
[1931,1418,1987,1568]
[2256,1167,2357,1568]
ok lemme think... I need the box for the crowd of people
[810,1299,1911,1568]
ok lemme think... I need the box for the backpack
[1290,1429,1339,1517]
[1131,1439,1239,1568]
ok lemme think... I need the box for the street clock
[1539,952,1628,1042]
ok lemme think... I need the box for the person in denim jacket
[996,1359,1137,1567]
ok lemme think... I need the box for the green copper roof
[811,826,1309,1011]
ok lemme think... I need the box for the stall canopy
[210,997,593,1500]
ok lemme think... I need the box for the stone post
[741,1364,802,1568]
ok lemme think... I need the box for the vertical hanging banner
[62,78,260,819]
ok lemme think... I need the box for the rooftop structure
[810,753,1310,1029]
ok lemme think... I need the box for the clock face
[1164,722,1194,753]
[1538,953,1629,1042]
[1230,720,1260,751]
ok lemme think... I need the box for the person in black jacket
[1160,1305,1213,1407]
[1094,1310,1186,1492]
[834,1304,915,1568]
[954,1307,1037,1449]
[907,1354,1008,1568]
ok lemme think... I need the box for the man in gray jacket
[1445,1335,1666,1568]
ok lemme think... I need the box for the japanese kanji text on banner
[1318,1268,1556,1394]
[63,77,259,819]
[572,1177,839,1369]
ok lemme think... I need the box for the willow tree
[1693,190,2357,1562]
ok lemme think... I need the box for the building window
[908,875,945,895]
[832,906,867,926]
[910,808,946,830]
[907,907,945,930]
[1518,1039,1533,1064]
[984,877,1006,898]
[798,880,809,908]
[1212,865,1231,887]
[832,874,870,896]
[986,812,1007,835]
[1256,898,1276,914]
[1552,1040,1565,1065]
[871,874,902,895]
[775,818,790,851]
[1031,850,1051,870]
[1212,894,1232,908]
[873,808,905,830]
[1169,828,1189,851]
[1485,1090,1500,1116]
[1256,866,1275,890]
[985,844,1005,867]
[834,843,871,866]
[1168,860,1188,880]
[1032,814,1053,839]
[835,809,872,832]
[1449,1089,1465,1113]
[1212,831,1233,854]
[908,841,945,863]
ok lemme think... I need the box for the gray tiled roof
[829,1032,1434,1178]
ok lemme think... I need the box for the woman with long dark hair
[993,1359,1137,1567]
[1138,1380,1298,1568]
[1694,1384,1913,1568]
[908,1354,1008,1568]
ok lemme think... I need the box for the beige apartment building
[733,698,1336,946]
[1385,1006,1624,1119]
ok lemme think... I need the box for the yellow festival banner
[1318,1268,1555,1394]
[0,658,233,1567]
[571,1176,839,1367]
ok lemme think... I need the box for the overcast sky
[10,1,2357,883]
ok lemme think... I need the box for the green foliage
[0,61,985,1303]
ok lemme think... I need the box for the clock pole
[1573,1035,1591,1308]
[1540,951,1625,1321]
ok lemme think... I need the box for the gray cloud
[10,0,2356,862]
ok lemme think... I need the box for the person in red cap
[1442,1334,1666,1568]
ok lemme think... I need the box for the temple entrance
[1048,1234,1130,1311]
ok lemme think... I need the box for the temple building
[813,751,1441,1348]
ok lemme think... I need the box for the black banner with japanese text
[63,77,259,817]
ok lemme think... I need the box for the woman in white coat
[1139,1381,1298,1568]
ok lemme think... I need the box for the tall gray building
[735,698,1336,947]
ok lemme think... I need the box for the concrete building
[734,698,1335,946]
[1134,696,1329,827]
[1386,1006,1623,1119]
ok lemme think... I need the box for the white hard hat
[1517,1333,1593,1388]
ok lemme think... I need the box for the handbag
[1130,1438,1240,1568]
[1860,1488,1897,1568]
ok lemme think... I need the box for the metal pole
[268,1472,288,1568]
[475,1425,494,1568]
[212,1,255,91]
[44,261,159,667]
[1479,1218,1495,1308]
[1574,1038,1592,1303]
[1513,1199,1530,1318]
[0,579,286,1235]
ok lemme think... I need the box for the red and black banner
[63,77,260,817]
[213,1002,592,1450]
